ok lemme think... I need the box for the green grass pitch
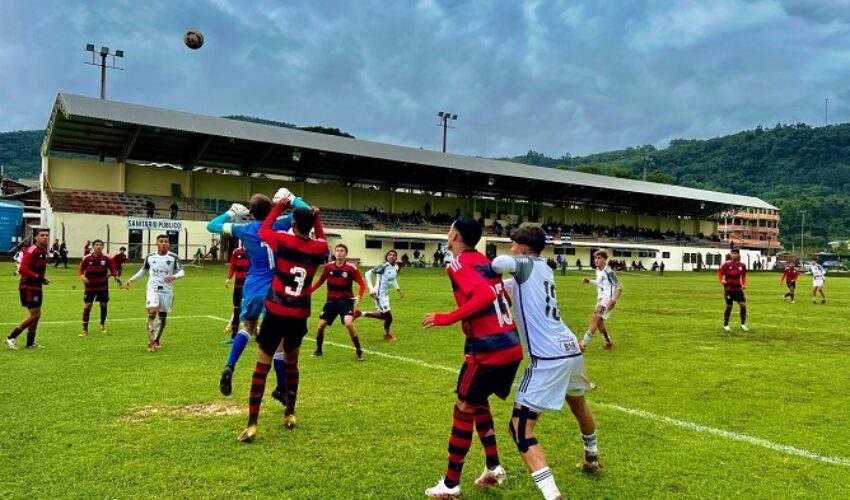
[1,263,848,498]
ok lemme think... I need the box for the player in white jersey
[491,227,600,500]
[809,259,827,304]
[355,249,404,341]
[125,234,185,352]
[580,250,623,351]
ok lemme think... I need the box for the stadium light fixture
[85,43,124,99]
[292,150,302,162]
[487,176,495,187]
[437,111,459,153]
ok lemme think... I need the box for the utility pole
[825,98,829,126]
[800,209,806,257]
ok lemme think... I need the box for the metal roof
[42,93,778,217]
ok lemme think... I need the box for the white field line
[0,315,216,327]
[208,312,850,469]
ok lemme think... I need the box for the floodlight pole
[800,209,806,256]
[437,111,458,153]
[85,44,124,100]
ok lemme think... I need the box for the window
[411,242,426,250]
[662,252,670,258]
[365,239,383,249]
[613,249,632,257]
[565,247,576,255]
[395,241,410,250]
[683,253,691,264]
[638,251,657,258]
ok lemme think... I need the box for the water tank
[0,201,24,253]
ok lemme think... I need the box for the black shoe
[312,348,323,357]
[356,351,365,362]
[271,387,288,406]
[219,365,233,396]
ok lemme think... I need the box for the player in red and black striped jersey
[224,244,249,336]
[78,239,121,336]
[422,216,523,498]
[5,228,50,350]
[780,262,800,303]
[718,248,749,332]
[305,243,367,360]
[112,246,128,277]
[235,197,328,442]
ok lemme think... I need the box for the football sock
[739,306,746,324]
[582,432,598,454]
[9,327,23,340]
[273,352,286,391]
[156,313,167,341]
[147,314,156,342]
[284,362,299,415]
[26,330,36,347]
[82,308,91,331]
[444,405,475,488]
[351,334,362,354]
[474,405,500,469]
[100,305,107,326]
[723,306,732,326]
[247,361,271,426]
[383,312,394,333]
[316,331,325,351]
[230,307,240,334]
[582,331,593,346]
[600,331,612,344]
[531,467,561,500]
[226,329,251,368]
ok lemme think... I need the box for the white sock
[582,432,598,454]
[531,467,560,500]
[582,331,593,346]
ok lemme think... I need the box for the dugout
[40,93,777,268]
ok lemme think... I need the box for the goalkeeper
[206,189,311,399]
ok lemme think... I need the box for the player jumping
[224,242,249,337]
[356,250,404,341]
[580,250,623,350]
[422,216,523,498]
[125,234,185,351]
[491,226,601,500]
[78,239,121,336]
[718,248,748,332]
[305,243,367,361]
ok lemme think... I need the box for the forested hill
[505,123,850,249]
[3,121,850,248]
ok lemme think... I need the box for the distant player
[491,227,600,500]
[718,248,748,332]
[357,250,404,341]
[422,216,523,499]
[207,190,311,400]
[580,250,623,350]
[112,246,128,277]
[125,234,185,351]
[5,228,50,350]
[78,239,121,336]
[224,242,249,336]
[305,243,367,361]
[13,244,24,275]
[780,261,799,303]
[809,259,827,304]
[237,198,328,441]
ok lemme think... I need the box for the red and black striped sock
[284,362,299,416]
[445,405,475,488]
[474,405,500,469]
[248,361,271,426]
[82,308,91,331]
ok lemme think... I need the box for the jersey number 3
[285,266,307,296]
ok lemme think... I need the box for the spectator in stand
[146,200,156,218]
[170,202,179,219]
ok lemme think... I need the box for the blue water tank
[0,201,24,253]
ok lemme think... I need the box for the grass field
[1,262,849,498]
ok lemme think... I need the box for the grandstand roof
[43,93,777,217]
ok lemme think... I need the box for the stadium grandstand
[39,93,778,270]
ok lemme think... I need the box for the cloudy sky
[2,0,850,157]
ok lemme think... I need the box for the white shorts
[373,293,391,313]
[146,289,174,313]
[595,301,612,320]
[813,278,824,288]
[515,356,595,412]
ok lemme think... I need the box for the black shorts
[456,358,522,406]
[232,287,243,308]
[84,290,109,303]
[256,312,308,356]
[319,299,354,326]
[19,288,43,309]
[725,291,746,305]
[787,281,797,289]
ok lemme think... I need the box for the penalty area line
[0,315,219,327]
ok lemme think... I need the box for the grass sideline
[1,263,848,498]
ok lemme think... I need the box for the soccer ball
[184,29,204,50]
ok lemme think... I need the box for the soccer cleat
[100,324,107,333]
[312,348,323,357]
[791,300,796,304]
[822,299,827,304]
[723,325,731,332]
[384,333,397,342]
[25,343,43,349]
[740,324,749,332]
[356,351,365,362]
[425,478,461,499]
[223,324,233,334]
[474,464,507,487]
[582,453,603,473]
[147,342,155,352]
[271,388,287,406]
[812,299,817,304]
[601,343,616,351]
[154,340,161,350]
[79,330,88,337]
[5,337,16,350]
[284,414,297,429]
[237,425,257,443]
[219,366,234,396]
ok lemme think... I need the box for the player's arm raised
[258,196,292,246]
